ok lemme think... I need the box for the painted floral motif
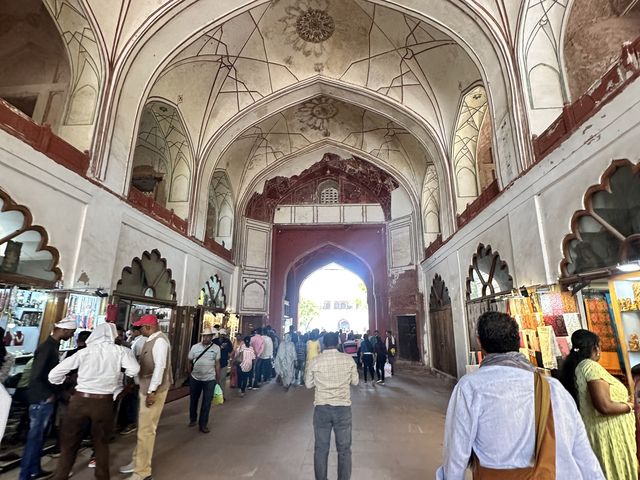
[281,0,334,57]
[296,96,338,136]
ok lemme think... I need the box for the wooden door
[429,275,457,377]
[397,315,420,361]
[169,306,196,387]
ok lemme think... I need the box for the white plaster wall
[0,130,234,306]
[421,77,640,378]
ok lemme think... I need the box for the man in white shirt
[436,311,604,479]
[48,323,139,480]
[187,328,220,433]
[121,314,173,480]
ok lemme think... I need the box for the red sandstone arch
[269,224,389,334]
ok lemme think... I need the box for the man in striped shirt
[305,332,359,480]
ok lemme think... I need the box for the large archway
[285,245,376,333]
[270,227,388,335]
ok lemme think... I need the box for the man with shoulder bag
[187,328,220,433]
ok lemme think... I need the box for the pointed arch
[452,85,489,214]
[131,100,194,220]
[206,170,235,248]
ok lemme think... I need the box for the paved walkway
[1,370,454,480]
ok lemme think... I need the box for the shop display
[0,287,50,354]
[66,294,103,329]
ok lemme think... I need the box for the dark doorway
[397,315,420,361]
[429,275,457,377]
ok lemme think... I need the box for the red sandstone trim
[0,99,90,176]
[424,36,640,262]
[0,99,233,264]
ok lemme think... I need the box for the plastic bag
[213,383,224,405]
[384,362,392,378]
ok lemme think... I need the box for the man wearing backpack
[187,328,220,433]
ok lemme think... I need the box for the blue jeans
[189,377,215,428]
[19,400,55,480]
[313,405,352,480]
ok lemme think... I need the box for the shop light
[617,262,640,273]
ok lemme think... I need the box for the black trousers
[362,354,374,382]
[375,354,387,381]
[53,395,113,480]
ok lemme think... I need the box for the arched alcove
[114,249,176,302]
[131,101,193,220]
[0,0,71,134]
[206,171,234,248]
[199,275,227,311]
[466,244,514,301]
[452,85,495,214]
[561,159,640,277]
[0,188,62,287]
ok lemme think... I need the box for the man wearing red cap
[120,314,173,480]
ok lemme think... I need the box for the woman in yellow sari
[560,329,637,480]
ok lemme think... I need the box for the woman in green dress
[560,329,638,480]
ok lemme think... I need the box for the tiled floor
[1,369,454,480]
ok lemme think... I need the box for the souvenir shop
[463,243,586,374]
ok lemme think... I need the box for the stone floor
[1,370,455,480]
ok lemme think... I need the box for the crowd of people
[0,318,397,480]
[223,327,397,396]
[5,309,635,480]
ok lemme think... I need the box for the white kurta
[436,365,605,480]
[0,384,10,444]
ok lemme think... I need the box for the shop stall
[464,244,513,367]
[0,188,65,471]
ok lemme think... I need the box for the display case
[609,274,640,388]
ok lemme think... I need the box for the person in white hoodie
[49,323,139,480]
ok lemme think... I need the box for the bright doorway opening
[298,262,368,333]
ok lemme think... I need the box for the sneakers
[379,382,385,386]
[376,379,383,384]
[188,421,197,427]
[119,462,135,474]
[88,458,96,468]
[32,471,54,480]
[247,386,253,390]
[120,424,137,436]
[200,426,210,434]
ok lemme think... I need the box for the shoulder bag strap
[192,343,215,366]
[533,372,556,478]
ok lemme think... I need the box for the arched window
[466,244,513,301]
[318,180,339,204]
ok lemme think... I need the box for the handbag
[234,348,244,365]
[472,371,556,479]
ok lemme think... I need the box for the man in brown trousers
[121,315,173,480]
[49,323,139,480]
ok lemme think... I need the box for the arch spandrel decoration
[561,159,640,277]
[199,275,226,310]
[115,249,176,302]
[466,243,513,301]
[0,188,62,287]
[429,274,451,311]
